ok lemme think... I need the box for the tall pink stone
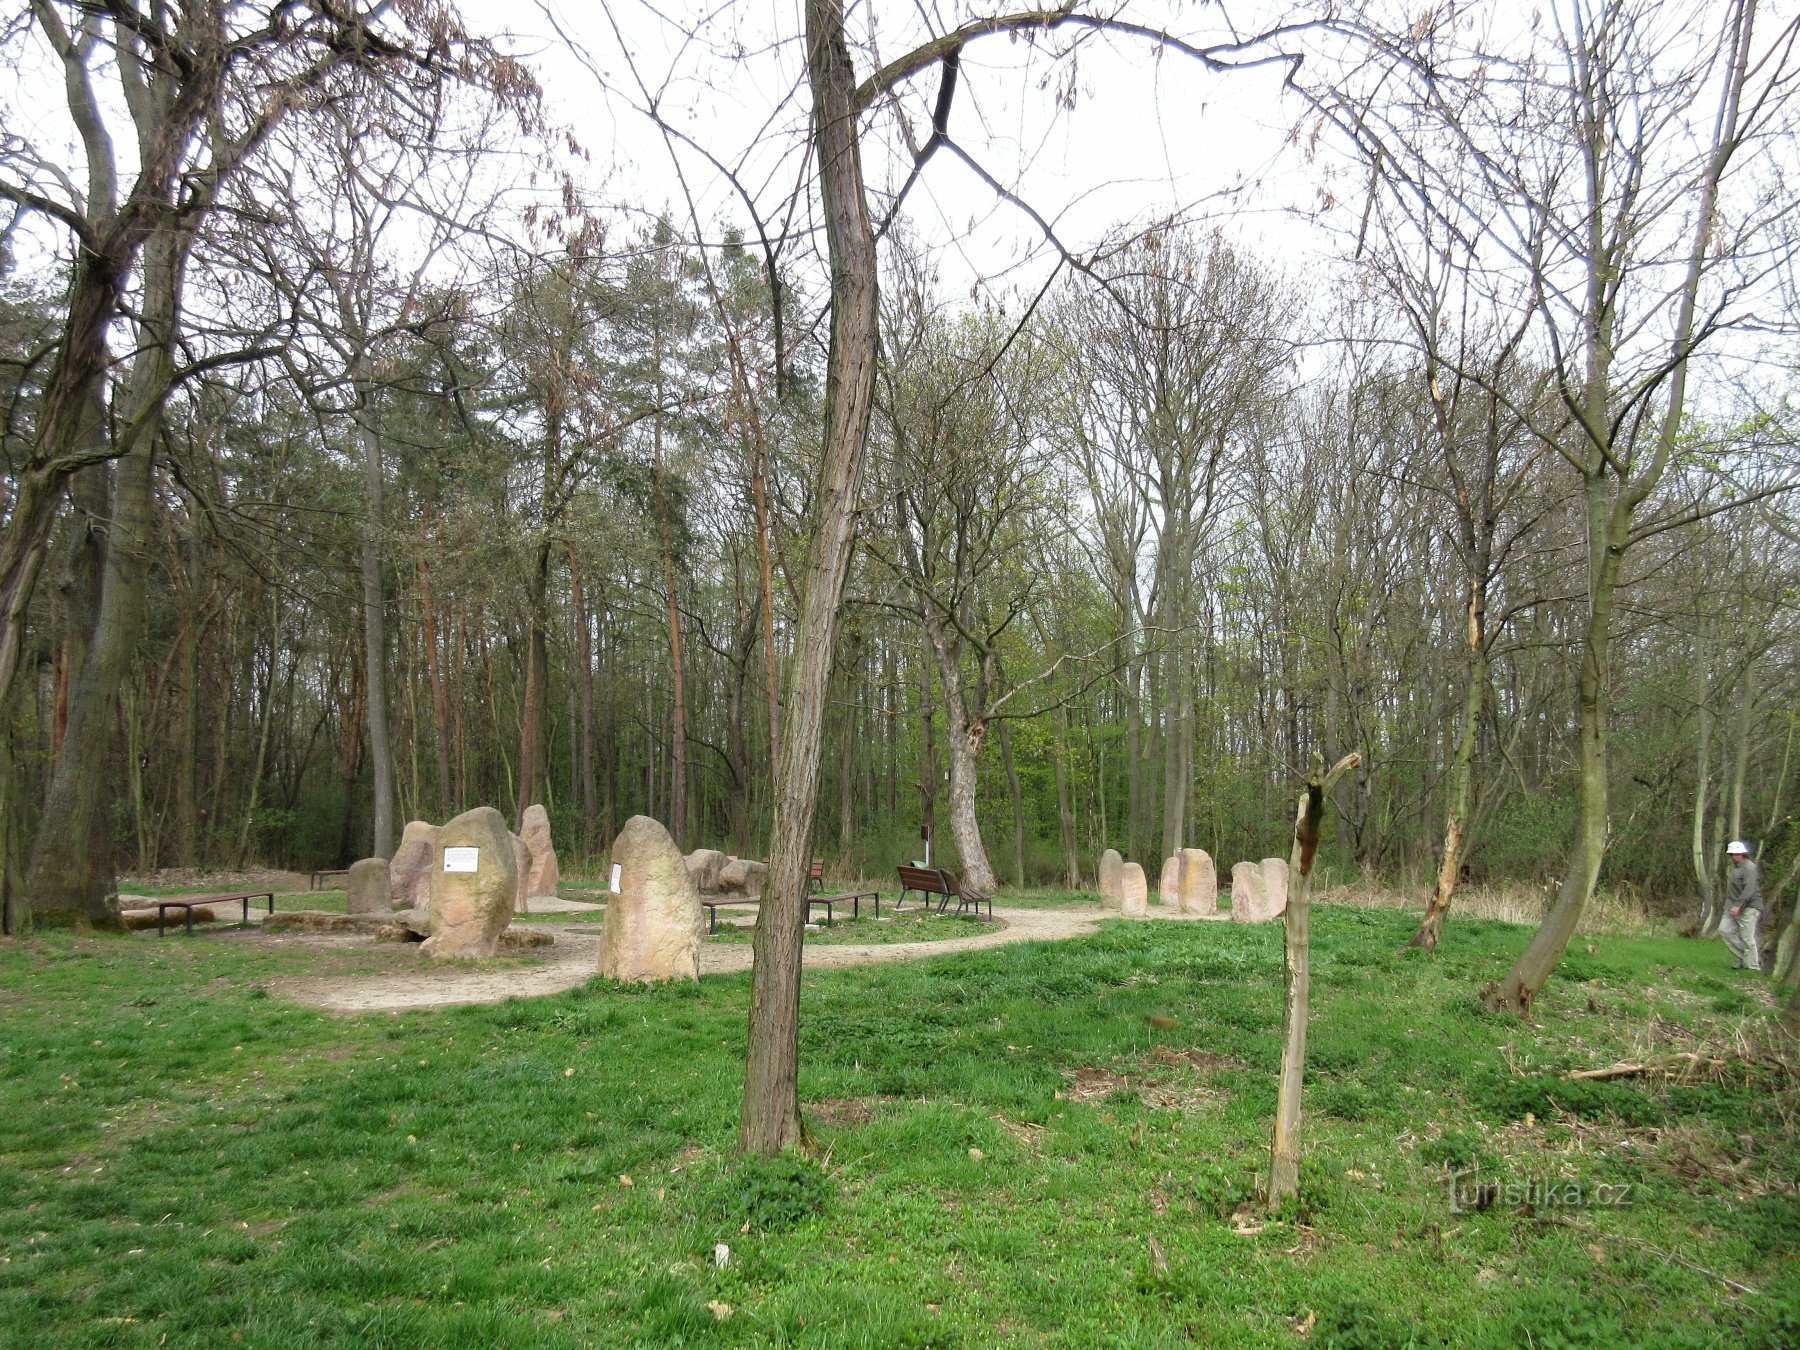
[600,815,703,982]
[519,803,560,899]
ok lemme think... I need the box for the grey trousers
[1721,907,1762,971]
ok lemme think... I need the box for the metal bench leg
[185,906,194,936]
[157,907,166,938]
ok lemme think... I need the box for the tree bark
[356,361,395,861]
[740,0,878,1155]
[1269,753,1361,1210]
[1408,573,1488,951]
[568,543,597,855]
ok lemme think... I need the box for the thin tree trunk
[357,363,395,860]
[1269,753,1361,1210]
[1409,574,1488,951]
[1690,653,1719,935]
[235,590,281,867]
[1055,699,1080,887]
[418,548,451,817]
[569,544,597,855]
[999,718,1025,887]
[741,0,878,1155]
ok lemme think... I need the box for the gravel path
[279,905,1108,1014]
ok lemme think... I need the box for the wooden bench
[895,865,993,920]
[702,859,880,933]
[151,891,276,936]
[309,869,348,891]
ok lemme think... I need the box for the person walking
[1721,841,1764,972]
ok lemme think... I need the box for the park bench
[150,890,276,937]
[702,859,880,933]
[895,865,993,920]
[309,868,348,890]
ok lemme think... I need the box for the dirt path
[278,905,1105,1014]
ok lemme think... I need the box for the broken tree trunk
[1268,752,1361,1211]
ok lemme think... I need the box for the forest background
[1,0,1796,955]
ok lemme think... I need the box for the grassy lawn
[707,908,1003,945]
[1,907,1794,1346]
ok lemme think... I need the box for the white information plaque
[443,846,480,873]
[609,863,622,894]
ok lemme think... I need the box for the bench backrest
[896,865,954,895]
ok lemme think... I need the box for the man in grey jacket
[1721,841,1763,972]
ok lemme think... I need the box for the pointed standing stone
[389,820,439,912]
[600,815,703,982]
[1098,849,1124,909]
[1179,848,1218,916]
[1121,862,1149,918]
[519,803,560,899]
[422,806,516,960]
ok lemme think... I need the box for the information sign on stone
[610,863,622,894]
[444,846,480,873]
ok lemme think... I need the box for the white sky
[480,1,1348,305]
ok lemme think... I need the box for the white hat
[1726,840,1751,855]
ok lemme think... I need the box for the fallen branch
[1566,1052,1724,1081]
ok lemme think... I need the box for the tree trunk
[1408,574,1487,951]
[1055,700,1080,887]
[921,617,999,894]
[418,546,451,817]
[1488,495,1624,1014]
[569,544,597,855]
[999,718,1026,888]
[1269,754,1360,1210]
[357,365,395,860]
[741,0,878,1155]
[1690,654,1719,935]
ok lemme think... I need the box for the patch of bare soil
[1058,1046,1241,1112]
[806,1097,879,1126]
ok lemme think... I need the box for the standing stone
[1120,862,1149,918]
[512,835,534,913]
[1231,860,1275,923]
[1098,849,1124,909]
[422,807,516,960]
[1158,856,1182,910]
[345,857,391,916]
[1261,857,1290,918]
[389,820,439,912]
[685,848,728,894]
[600,815,703,982]
[519,804,560,899]
[1179,848,1218,916]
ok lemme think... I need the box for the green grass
[1,907,1795,1346]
